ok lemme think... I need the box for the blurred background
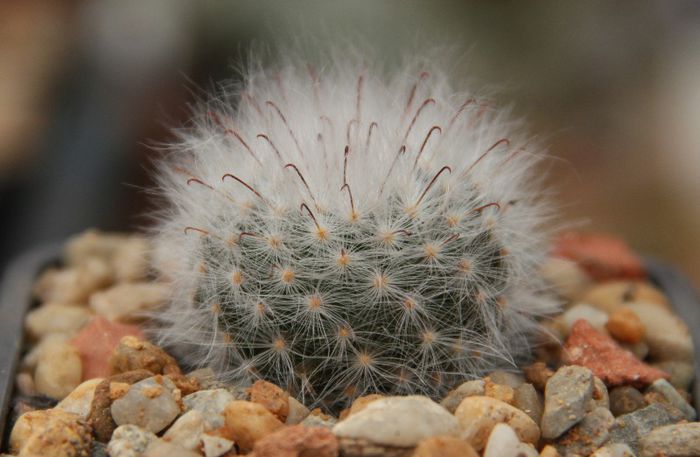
[1,0,699,285]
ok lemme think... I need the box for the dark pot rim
[0,246,698,449]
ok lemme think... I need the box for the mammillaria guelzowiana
[152,53,557,411]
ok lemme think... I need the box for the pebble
[90,282,169,323]
[620,340,650,360]
[107,424,157,457]
[609,386,646,416]
[608,402,685,453]
[22,334,70,373]
[10,408,92,456]
[645,378,696,420]
[606,307,645,343]
[540,365,593,439]
[522,362,554,391]
[32,260,112,305]
[65,230,150,282]
[162,410,205,451]
[483,423,537,457]
[34,342,83,399]
[69,317,144,380]
[581,280,669,314]
[540,257,593,300]
[539,445,560,457]
[486,370,525,389]
[286,396,311,424]
[111,375,182,434]
[652,360,695,390]
[590,443,636,457]
[249,379,290,421]
[25,303,93,340]
[88,369,153,442]
[252,424,339,457]
[201,433,234,457]
[563,319,669,387]
[454,396,540,450]
[553,407,615,456]
[439,380,485,413]
[222,400,285,452]
[411,436,478,457]
[483,378,515,404]
[513,383,542,424]
[334,396,459,451]
[561,303,609,335]
[300,411,338,430]
[639,422,700,457]
[142,439,201,457]
[57,378,103,419]
[109,336,181,376]
[628,302,695,363]
[15,373,35,396]
[182,388,235,429]
[552,231,646,280]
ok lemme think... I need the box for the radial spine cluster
[153,54,556,410]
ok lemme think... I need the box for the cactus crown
[152,53,556,410]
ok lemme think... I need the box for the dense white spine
[152,54,557,410]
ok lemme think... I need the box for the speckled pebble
[639,422,700,457]
[513,383,542,424]
[541,365,593,439]
[201,433,234,457]
[107,424,157,457]
[111,375,182,433]
[608,402,685,454]
[10,408,92,457]
[253,424,339,457]
[223,400,284,453]
[645,378,696,421]
[590,443,636,457]
[553,407,615,457]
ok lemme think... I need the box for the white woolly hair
[151,50,557,410]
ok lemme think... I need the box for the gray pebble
[182,388,235,430]
[486,370,525,389]
[646,378,696,421]
[609,386,646,417]
[541,365,594,439]
[554,407,615,457]
[440,380,485,413]
[590,442,636,457]
[513,383,542,424]
[111,376,181,434]
[639,422,700,457]
[608,402,685,454]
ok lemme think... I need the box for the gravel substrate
[2,229,699,456]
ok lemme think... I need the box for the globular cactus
[152,53,556,410]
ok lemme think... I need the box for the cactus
[152,54,556,410]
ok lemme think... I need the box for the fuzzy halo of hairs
[151,51,557,411]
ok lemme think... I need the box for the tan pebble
[143,439,201,457]
[581,280,669,314]
[10,408,90,455]
[32,259,112,305]
[163,410,205,451]
[15,372,35,396]
[484,377,515,404]
[25,303,92,340]
[606,307,645,343]
[34,342,82,399]
[109,335,181,376]
[57,378,103,419]
[412,435,478,457]
[201,432,235,457]
[539,444,561,457]
[628,302,694,363]
[522,362,554,391]
[223,400,284,452]
[454,396,540,451]
[540,257,592,300]
[348,394,384,417]
[90,282,169,323]
[248,380,290,421]
[285,396,310,425]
